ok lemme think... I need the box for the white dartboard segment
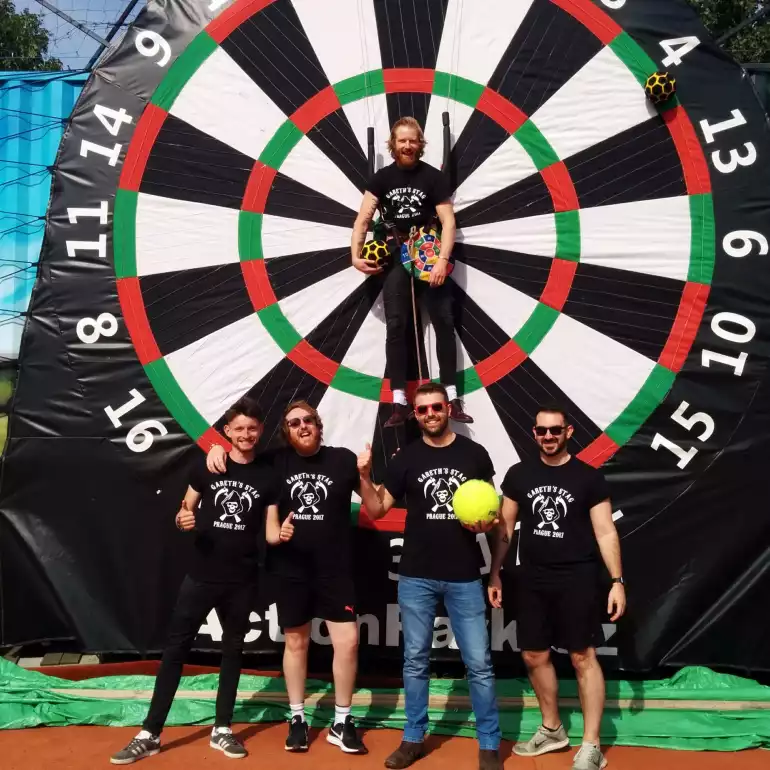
[165,313,285,424]
[292,0,390,160]
[450,260,539,339]
[453,135,539,211]
[342,96,391,172]
[530,45,657,163]
[278,266,367,339]
[281,136,363,212]
[423,102,474,170]
[261,215,353,259]
[579,197,692,282]
[458,213,557,257]
[423,0,536,168]
[169,46,287,162]
[317,386,381,455]
[452,387,521,492]
[135,194,239,276]
[530,313,657,431]
[339,290,388,378]
[434,0,535,86]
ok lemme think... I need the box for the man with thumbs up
[207,400,380,756]
[111,397,279,765]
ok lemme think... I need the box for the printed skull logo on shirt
[533,494,567,530]
[288,474,331,517]
[419,469,466,518]
[214,487,253,523]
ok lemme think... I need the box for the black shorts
[515,562,605,653]
[273,571,357,629]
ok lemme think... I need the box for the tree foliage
[0,0,62,71]
[688,0,770,63]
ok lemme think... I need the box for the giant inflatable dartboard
[30,0,770,659]
[57,0,770,498]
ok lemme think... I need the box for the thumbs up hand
[279,512,295,543]
[176,500,196,531]
[357,443,373,477]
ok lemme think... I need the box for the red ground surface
[0,724,764,770]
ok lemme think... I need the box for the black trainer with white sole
[327,715,368,754]
[210,730,248,759]
[285,715,309,752]
[110,734,161,764]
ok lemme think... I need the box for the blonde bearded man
[351,116,473,428]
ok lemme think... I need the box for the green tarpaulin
[1,659,769,751]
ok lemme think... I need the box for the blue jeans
[398,576,501,750]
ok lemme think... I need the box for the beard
[539,435,567,456]
[420,415,449,438]
[289,430,320,454]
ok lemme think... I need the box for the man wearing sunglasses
[488,406,625,770]
[206,400,378,756]
[357,383,502,770]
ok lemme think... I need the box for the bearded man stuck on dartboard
[351,117,473,428]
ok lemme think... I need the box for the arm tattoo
[502,534,510,544]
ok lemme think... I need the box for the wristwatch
[611,577,625,585]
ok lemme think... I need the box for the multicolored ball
[400,228,453,282]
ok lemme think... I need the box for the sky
[12,0,142,70]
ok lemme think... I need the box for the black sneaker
[210,729,248,759]
[285,715,309,752]
[110,733,160,764]
[327,715,368,754]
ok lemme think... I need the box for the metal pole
[33,0,109,46]
[86,0,143,70]
[367,127,375,178]
[717,4,770,45]
[441,111,451,179]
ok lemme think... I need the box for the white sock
[582,740,599,749]
[334,704,351,725]
[136,729,157,741]
[212,725,232,736]
[393,389,408,406]
[445,385,458,401]
[290,703,306,722]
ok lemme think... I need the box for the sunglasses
[535,425,565,436]
[286,415,317,429]
[415,402,446,416]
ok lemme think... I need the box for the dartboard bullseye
[35,0,770,666]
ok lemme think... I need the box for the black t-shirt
[367,160,452,233]
[501,458,610,570]
[188,455,279,583]
[384,434,495,582]
[269,446,360,578]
